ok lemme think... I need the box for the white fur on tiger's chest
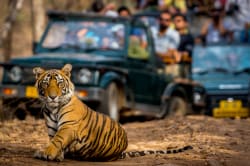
[44,111,58,138]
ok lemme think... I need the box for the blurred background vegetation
[0,0,136,61]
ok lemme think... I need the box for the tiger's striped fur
[33,64,128,161]
[33,64,193,162]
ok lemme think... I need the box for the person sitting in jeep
[128,35,149,60]
[173,13,194,78]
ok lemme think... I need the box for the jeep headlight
[78,68,92,84]
[193,91,206,106]
[9,66,22,82]
[194,92,202,103]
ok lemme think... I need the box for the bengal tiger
[33,64,193,162]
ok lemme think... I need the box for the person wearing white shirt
[152,10,180,56]
[152,10,181,77]
[225,0,250,42]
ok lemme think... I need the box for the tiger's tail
[119,145,193,159]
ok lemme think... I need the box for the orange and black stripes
[34,64,192,162]
[72,104,128,161]
[42,96,128,161]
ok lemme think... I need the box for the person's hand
[172,49,181,63]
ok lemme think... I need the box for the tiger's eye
[42,83,48,89]
[58,82,65,88]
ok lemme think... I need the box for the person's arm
[200,20,210,37]
[218,20,227,36]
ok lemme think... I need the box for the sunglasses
[160,18,171,22]
[174,19,183,22]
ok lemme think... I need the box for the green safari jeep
[0,11,206,121]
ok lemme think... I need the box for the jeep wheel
[157,102,168,118]
[166,96,188,116]
[100,83,120,121]
[0,98,17,121]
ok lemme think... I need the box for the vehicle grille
[208,94,249,107]
[22,68,36,85]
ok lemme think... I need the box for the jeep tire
[99,83,120,121]
[166,96,188,116]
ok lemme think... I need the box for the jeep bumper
[0,85,105,103]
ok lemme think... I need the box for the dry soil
[0,115,250,166]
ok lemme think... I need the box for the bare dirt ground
[0,115,250,166]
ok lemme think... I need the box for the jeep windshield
[192,45,250,75]
[41,20,125,54]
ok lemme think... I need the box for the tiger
[33,64,193,162]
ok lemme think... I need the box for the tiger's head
[33,64,75,110]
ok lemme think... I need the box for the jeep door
[126,25,165,105]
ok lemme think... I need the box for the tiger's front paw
[34,145,64,161]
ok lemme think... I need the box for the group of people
[152,10,193,77]
[87,0,250,77]
[136,0,250,43]
[196,0,250,44]
[87,0,194,77]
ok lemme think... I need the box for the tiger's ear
[33,67,45,79]
[62,64,72,77]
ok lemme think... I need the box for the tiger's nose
[48,90,57,100]
[49,95,56,100]
[49,94,57,100]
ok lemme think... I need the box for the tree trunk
[2,27,12,61]
[30,0,46,45]
[0,0,23,62]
